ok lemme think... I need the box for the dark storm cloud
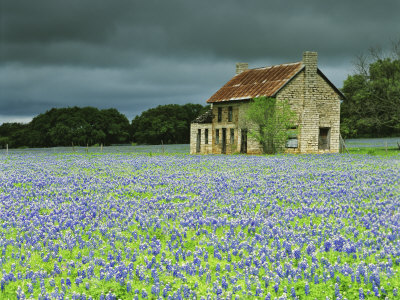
[1,0,400,123]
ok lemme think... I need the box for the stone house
[190,51,345,154]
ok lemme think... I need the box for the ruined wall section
[190,123,213,154]
[315,74,341,153]
[211,103,240,154]
[276,72,304,154]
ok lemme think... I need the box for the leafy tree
[244,96,297,154]
[131,103,207,144]
[341,42,400,138]
[0,106,131,148]
[100,108,130,145]
[0,122,29,148]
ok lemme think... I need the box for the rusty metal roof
[207,62,304,103]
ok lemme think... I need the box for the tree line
[341,42,400,138]
[0,104,208,149]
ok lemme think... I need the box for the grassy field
[0,147,399,299]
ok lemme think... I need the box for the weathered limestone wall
[315,75,341,153]
[190,123,213,154]
[299,51,320,153]
[276,72,304,154]
[275,53,341,153]
[211,103,240,154]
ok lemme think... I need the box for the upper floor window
[228,106,233,122]
[218,107,222,122]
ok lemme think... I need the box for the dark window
[230,128,234,144]
[218,107,222,122]
[228,106,233,122]
[205,129,208,144]
[216,129,219,144]
[318,127,330,150]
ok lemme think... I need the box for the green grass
[346,147,400,156]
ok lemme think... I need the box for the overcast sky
[1,0,399,124]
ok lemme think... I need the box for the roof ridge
[207,61,305,103]
[252,61,302,70]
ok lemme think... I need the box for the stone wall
[189,123,213,154]
[211,103,240,154]
[315,75,341,153]
[276,72,304,154]
[277,52,341,153]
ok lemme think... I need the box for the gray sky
[1,0,399,124]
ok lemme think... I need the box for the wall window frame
[286,126,298,148]
[218,107,222,122]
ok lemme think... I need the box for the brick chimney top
[302,51,318,74]
[236,63,248,75]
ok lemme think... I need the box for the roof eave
[207,97,252,103]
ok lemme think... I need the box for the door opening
[222,128,227,154]
[240,129,247,153]
[196,129,201,153]
[318,127,330,150]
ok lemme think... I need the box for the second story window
[218,107,222,122]
[228,106,233,122]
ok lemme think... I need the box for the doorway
[222,128,227,154]
[318,127,330,150]
[240,129,247,153]
[196,129,201,153]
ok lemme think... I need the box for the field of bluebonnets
[1,144,400,299]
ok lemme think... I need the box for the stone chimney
[302,51,318,77]
[300,51,319,153]
[236,63,248,75]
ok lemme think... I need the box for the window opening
[196,129,201,153]
[286,126,298,148]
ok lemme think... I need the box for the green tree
[131,103,206,144]
[341,42,400,138]
[245,96,297,154]
[0,122,29,148]
[1,106,131,148]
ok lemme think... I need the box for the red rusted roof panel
[207,62,304,103]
